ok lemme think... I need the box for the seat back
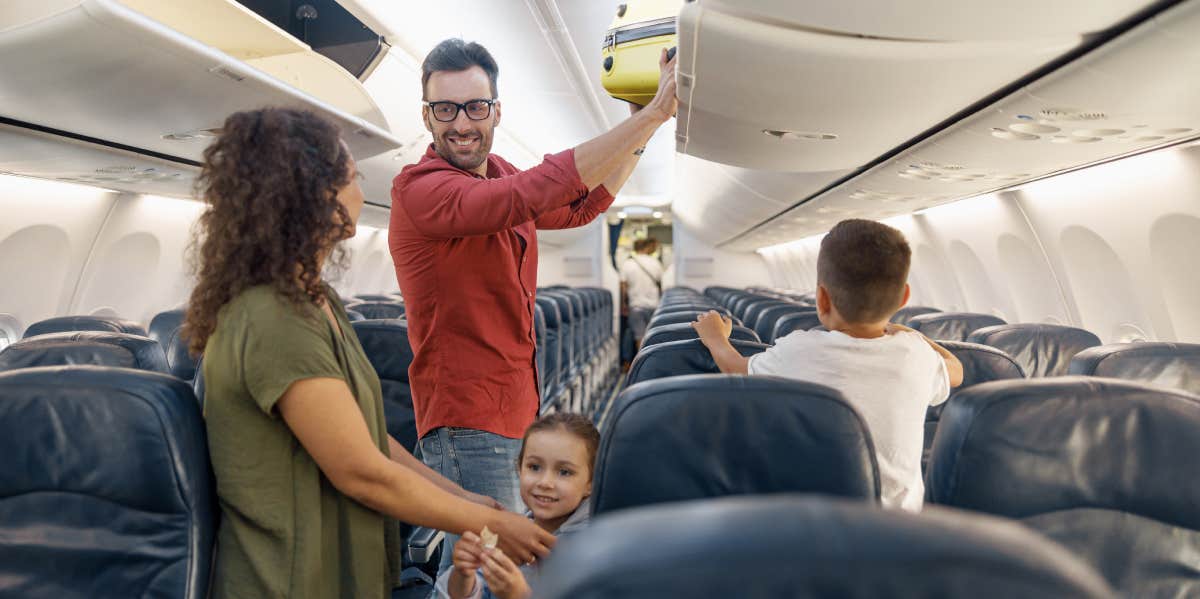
[533,303,548,399]
[927,377,1200,597]
[343,301,405,320]
[351,320,419,452]
[626,338,769,387]
[540,292,577,376]
[538,495,1115,599]
[593,375,879,515]
[149,309,198,381]
[922,341,1027,470]
[891,305,942,325]
[0,366,215,599]
[535,297,563,398]
[1068,342,1200,395]
[968,323,1101,378]
[908,312,1006,342]
[640,322,759,349]
[23,315,147,339]
[771,310,822,341]
[0,331,170,374]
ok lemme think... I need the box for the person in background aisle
[186,107,554,599]
[621,237,663,348]
[388,37,678,579]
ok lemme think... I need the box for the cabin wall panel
[1013,143,1200,342]
[761,143,1200,343]
[71,194,205,324]
[0,175,116,333]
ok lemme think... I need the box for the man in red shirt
[389,38,677,573]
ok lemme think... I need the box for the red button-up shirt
[389,145,614,439]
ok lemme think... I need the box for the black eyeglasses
[426,99,496,122]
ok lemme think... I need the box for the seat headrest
[343,301,405,320]
[355,294,401,302]
[0,366,214,599]
[0,331,170,374]
[640,322,759,348]
[148,309,197,380]
[345,309,366,322]
[1069,342,1200,396]
[653,303,721,314]
[538,495,1114,599]
[968,323,1101,378]
[627,338,767,386]
[891,305,942,325]
[147,309,185,345]
[351,320,412,382]
[927,377,1200,530]
[23,315,147,339]
[770,310,822,341]
[161,326,198,380]
[908,312,1006,342]
[593,375,879,514]
[646,311,741,330]
[535,297,561,325]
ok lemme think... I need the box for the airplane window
[0,313,21,351]
[1114,323,1149,343]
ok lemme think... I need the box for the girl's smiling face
[518,428,592,532]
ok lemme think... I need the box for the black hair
[421,38,499,100]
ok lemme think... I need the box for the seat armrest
[407,526,445,564]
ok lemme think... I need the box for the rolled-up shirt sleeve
[535,184,614,230]
[397,149,591,239]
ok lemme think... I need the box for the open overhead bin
[0,0,402,197]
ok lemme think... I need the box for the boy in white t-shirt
[692,219,963,511]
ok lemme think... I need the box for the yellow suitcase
[600,0,683,106]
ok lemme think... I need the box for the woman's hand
[486,511,556,566]
[481,547,532,599]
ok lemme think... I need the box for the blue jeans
[418,427,524,585]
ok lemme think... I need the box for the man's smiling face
[423,66,501,174]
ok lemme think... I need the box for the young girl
[437,413,601,599]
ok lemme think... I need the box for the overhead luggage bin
[600,0,683,106]
[0,0,402,193]
[674,2,1080,172]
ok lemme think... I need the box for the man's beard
[434,130,492,172]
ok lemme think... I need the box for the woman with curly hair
[184,107,554,599]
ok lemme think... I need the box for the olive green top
[203,284,399,599]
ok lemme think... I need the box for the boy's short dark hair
[421,38,499,100]
[817,219,911,324]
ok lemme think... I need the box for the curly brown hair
[183,107,353,355]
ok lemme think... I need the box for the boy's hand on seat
[481,547,532,599]
[692,310,733,345]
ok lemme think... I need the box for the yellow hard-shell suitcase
[600,0,683,106]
